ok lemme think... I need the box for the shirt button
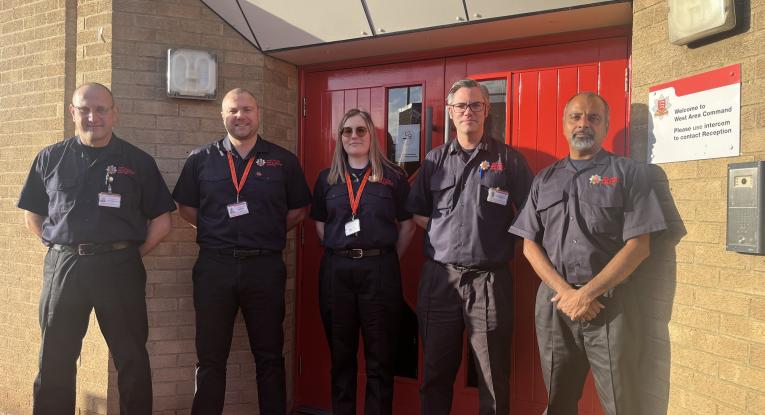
[572,239,577,244]
[570,216,574,221]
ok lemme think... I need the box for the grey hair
[446,78,490,104]
[563,91,610,128]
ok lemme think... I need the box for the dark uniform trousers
[417,259,513,415]
[319,250,403,415]
[536,280,641,415]
[191,249,287,415]
[35,246,151,415]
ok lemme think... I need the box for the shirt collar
[554,149,612,171]
[448,137,490,155]
[74,133,122,157]
[221,134,269,159]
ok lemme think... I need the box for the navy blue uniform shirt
[311,164,411,250]
[406,137,533,268]
[18,135,176,245]
[173,136,311,251]
[509,150,667,284]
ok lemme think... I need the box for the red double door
[296,35,630,415]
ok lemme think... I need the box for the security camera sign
[647,64,740,164]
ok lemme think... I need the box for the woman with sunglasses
[310,108,415,415]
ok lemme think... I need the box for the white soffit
[364,0,467,34]
[201,0,257,46]
[238,0,372,51]
[466,0,615,19]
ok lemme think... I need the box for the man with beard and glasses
[509,92,666,414]
[173,88,311,414]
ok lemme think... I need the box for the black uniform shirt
[173,136,311,251]
[406,137,533,268]
[17,135,176,245]
[311,164,411,250]
[509,150,667,284]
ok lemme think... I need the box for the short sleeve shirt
[406,137,534,268]
[509,150,667,284]
[172,136,312,251]
[17,135,177,245]
[311,164,411,250]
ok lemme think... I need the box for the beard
[570,131,596,151]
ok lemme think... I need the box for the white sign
[648,64,740,164]
[395,124,420,163]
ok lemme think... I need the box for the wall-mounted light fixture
[668,0,736,45]
[166,48,218,100]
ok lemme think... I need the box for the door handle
[425,106,433,153]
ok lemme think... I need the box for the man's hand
[551,287,604,321]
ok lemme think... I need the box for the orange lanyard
[344,169,371,219]
[226,152,255,202]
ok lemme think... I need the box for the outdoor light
[668,0,736,45]
[166,48,218,100]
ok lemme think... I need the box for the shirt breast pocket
[429,171,456,213]
[364,185,395,220]
[536,190,565,227]
[479,172,508,210]
[325,187,350,221]
[199,172,230,199]
[45,175,78,221]
[249,169,287,202]
[579,189,624,236]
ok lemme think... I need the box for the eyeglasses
[450,102,486,114]
[341,126,368,137]
[73,105,113,117]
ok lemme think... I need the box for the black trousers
[34,246,152,415]
[191,249,287,415]
[417,259,514,415]
[318,251,403,415]
[535,281,641,415]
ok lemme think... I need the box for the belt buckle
[350,248,364,259]
[77,243,96,256]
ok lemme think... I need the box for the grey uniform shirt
[407,137,533,268]
[509,150,667,284]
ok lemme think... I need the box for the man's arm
[412,214,429,229]
[315,221,325,242]
[523,239,603,321]
[24,211,45,240]
[139,212,172,256]
[395,219,415,258]
[286,206,308,231]
[177,203,198,228]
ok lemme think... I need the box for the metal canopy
[200,0,631,65]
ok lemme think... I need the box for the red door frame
[294,26,632,414]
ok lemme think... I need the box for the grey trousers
[535,281,641,415]
[417,259,513,415]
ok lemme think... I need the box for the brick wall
[109,0,298,413]
[0,0,299,413]
[631,0,765,413]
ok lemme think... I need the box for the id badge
[345,218,361,236]
[227,201,249,218]
[98,192,121,208]
[487,188,509,206]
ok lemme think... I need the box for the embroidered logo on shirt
[379,178,394,187]
[116,166,135,175]
[264,159,283,167]
[490,161,504,171]
[589,175,619,186]
[256,158,266,167]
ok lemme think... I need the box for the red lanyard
[226,151,255,202]
[344,169,371,219]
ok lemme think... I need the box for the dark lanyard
[226,151,255,202]
[344,169,371,219]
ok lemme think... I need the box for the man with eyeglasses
[509,92,666,415]
[407,78,533,415]
[172,88,311,414]
[18,82,176,414]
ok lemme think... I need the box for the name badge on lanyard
[99,165,121,208]
[344,169,371,236]
[226,151,255,218]
[487,187,509,205]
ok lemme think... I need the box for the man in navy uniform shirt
[18,82,176,414]
[510,92,667,415]
[407,79,533,415]
[173,88,311,415]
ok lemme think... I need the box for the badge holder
[98,165,121,208]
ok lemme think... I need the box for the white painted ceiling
[200,0,632,65]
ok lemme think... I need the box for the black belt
[328,247,394,259]
[51,241,133,256]
[215,248,277,259]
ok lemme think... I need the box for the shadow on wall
[630,102,686,415]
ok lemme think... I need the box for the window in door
[387,86,423,176]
